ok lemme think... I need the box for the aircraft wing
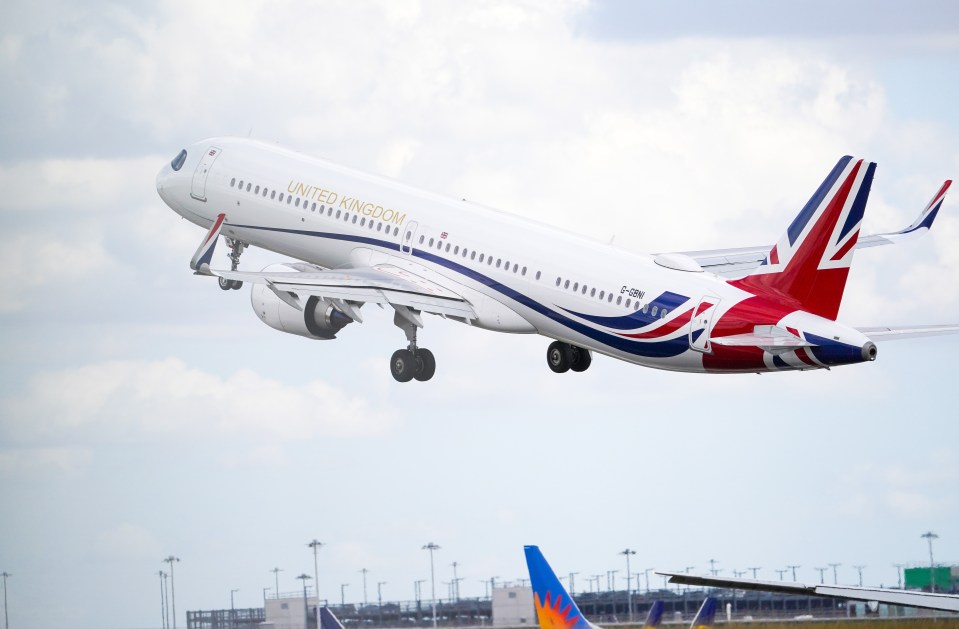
[857,324,959,341]
[674,180,951,278]
[213,263,477,322]
[658,572,959,613]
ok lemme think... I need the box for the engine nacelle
[250,267,354,340]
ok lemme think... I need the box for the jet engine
[249,265,355,340]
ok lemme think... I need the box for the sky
[1,1,958,628]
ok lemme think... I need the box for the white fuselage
[157,137,873,374]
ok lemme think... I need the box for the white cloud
[0,358,399,444]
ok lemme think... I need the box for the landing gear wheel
[218,276,232,291]
[390,349,417,383]
[570,345,592,372]
[414,349,436,382]
[230,280,243,290]
[547,341,572,373]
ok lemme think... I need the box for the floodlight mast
[921,532,939,593]
[620,549,636,622]
[423,543,440,629]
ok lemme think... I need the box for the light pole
[787,565,801,581]
[775,569,787,581]
[922,532,939,593]
[451,562,460,601]
[360,569,370,606]
[163,556,180,629]
[378,581,387,607]
[423,543,440,629]
[815,567,827,584]
[272,567,283,600]
[341,583,349,607]
[643,568,653,593]
[893,564,905,590]
[708,559,720,576]
[308,540,324,605]
[620,549,636,622]
[1,572,9,629]
[263,587,271,603]
[416,580,426,605]
[828,563,841,585]
[748,567,761,579]
[297,574,312,629]
[230,589,239,629]
[158,570,168,629]
[853,565,866,587]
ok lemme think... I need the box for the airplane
[659,570,959,613]
[156,138,958,382]
[524,545,716,629]
[320,606,346,629]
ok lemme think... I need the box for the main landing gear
[390,307,436,383]
[546,340,592,373]
[218,237,248,291]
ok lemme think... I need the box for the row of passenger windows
[230,177,402,237]
[229,176,646,313]
[555,275,667,316]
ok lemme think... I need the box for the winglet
[190,213,226,273]
[643,600,664,628]
[524,546,593,629]
[895,179,951,235]
[689,597,718,629]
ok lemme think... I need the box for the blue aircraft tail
[689,596,718,629]
[643,600,664,628]
[320,606,346,629]
[524,546,592,629]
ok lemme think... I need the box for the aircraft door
[190,146,222,201]
[689,295,721,353]
[401,221,418,255]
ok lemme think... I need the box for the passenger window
[336,210,341,219]
[573,282,578,291]
[555,277,561,286]
[255,185,260,194]
[230,178,236,187]
[393,227,399,236]
[246,183,251,192]
[617,295,622,305]
[369,221,374,230]
[454,246,459,255]
[590,288,596,297]
[262,188,267,197]
[643,304,649,314]
[360,217,366,226]
[479,254,485,263]
[514,264,519,273]
[271,191,276,200]
[651,306,658,316]
[661,309,668,318]
[295,198,301,207]
[625,298,631,308]
[608,293,613,302]
[420,236,425,244]
[564,280,570,289]
[445,243,450,252]
[377,223,382,231]
[496,259,502,268]
[429,238,434,247]
[311,202,316,211]
[278,193,283,202]
[287,196,293,204]
[534,270,541,280]
[599,290,605,300]
[238,180,244,189]
[582,285,587,294]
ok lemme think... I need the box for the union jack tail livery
[525,546,595,629]
[320,607,346,629]
[689,596,718,629]
[189,212,226,273]
[643,600,664,628]
[733,157,875,321]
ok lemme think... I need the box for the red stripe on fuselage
[703,295,795,372]
[619,308,694,339]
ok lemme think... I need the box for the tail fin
[643,600,664,628]
[524,546,593,629]
[689,596,718,629]
[732,157,876,320]
[320,607,346,629]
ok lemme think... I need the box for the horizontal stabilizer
[659,571,959,613]
[857,324,959,341]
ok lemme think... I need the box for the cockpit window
[171,149,187,171]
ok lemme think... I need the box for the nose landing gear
[218,238,248,290]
